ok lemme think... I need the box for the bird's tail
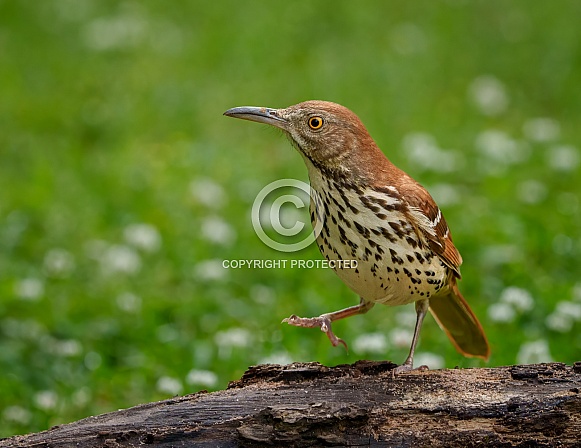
[429,282,490,360]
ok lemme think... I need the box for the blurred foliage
[1,0,580,437]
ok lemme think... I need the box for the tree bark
[3,361,581,447]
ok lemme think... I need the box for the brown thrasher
[224,101,489,371]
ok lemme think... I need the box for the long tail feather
[429,283,490,360]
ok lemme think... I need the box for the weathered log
[2,361,581,447]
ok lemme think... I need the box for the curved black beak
[223,106,289,131]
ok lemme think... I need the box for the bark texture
[3,361,581,447]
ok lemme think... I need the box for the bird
[224,100,489,372]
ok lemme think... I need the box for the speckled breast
[308,175,450,306]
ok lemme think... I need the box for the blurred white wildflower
[475,130,515,157]
[402,132,459,172]
[156,324,179,343]
[200,216,236,246]
[390,22,426,55]
[2,318,45,340]
[475,130,529,165]
[426,183,461,207]
[499,287,534,312]
[487,302,516,323]
[548,145,580,171]
[215,328,252,349]
[72,387,91,407]
[34,390,58,411]
[190,178,226,209]
[488,287,533,323]
[101,245,141,275]
[395,310,418,328]
[545,312,573,333]
[116,292,142,313]
[249,284,276,305]
[545,300,581,333]
[468,75,509,116]
[2,406,32,425]
[259,351,293,366]
[194,259,228,281]
[124,223,161,252]
[60,339,83,356]
[480,245,523,266]
[14,278,44,301]
[83,13,148,51]
[84,351,102,370]
[389,328,414,348]
[414,352,445,370]
[517,340,553,364]
[44,338,82,357]
[523,118,560,142]
[352,332,389,354]
[517,180,548,204]
[156,376,183,396]
[84,239,109,260]
[186,369,219,388]
[402,132,436,157]
[557,301,581,320]
[43,248,75,278]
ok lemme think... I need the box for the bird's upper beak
[223,106,289,131]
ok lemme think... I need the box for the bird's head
[224,100,383,179]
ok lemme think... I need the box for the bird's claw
[392,363,429,375]
[282,314,348,351]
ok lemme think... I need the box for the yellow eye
[308,116,324,130]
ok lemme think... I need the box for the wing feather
[402,185,462,278]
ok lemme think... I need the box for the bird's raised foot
[282,314,348,350]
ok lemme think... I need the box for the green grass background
[1,0,580,437]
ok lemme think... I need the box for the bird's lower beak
[223,106,289,131]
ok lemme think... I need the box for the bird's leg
[394,299,430,374]
[282,298,374,350]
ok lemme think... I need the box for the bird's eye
[308,116,324,130]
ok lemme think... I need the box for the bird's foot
[282,314,348,350]
[392,363,429,375]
